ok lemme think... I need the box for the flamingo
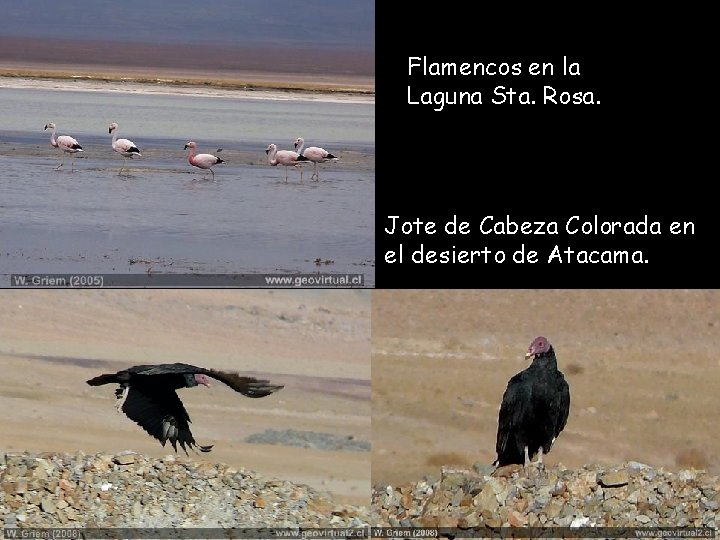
[184,141,224,180]
[265,143,309,183]
[294,137,338,181]
[44,123,83,171]
[109,122,142,175]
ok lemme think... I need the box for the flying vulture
[494,336,570,467]
[87,363,283,454]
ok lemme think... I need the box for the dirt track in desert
[372,290,720,487]
[0,290,370,506]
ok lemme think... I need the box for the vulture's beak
[201,380,211,387]
[525,351,534,359]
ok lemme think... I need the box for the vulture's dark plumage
[494,337,570,467]
[87,363,283,454]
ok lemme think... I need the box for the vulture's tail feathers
[86,373,120,386]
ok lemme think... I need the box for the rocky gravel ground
[372,462,718,529]
[0,451,369,527]
[245,429,370,452]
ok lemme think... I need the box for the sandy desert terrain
[372,290,720,487]
[0,290,370,506]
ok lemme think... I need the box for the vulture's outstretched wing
[121,386,213,454]
[200,369,284,397]
[126,363,199,376]
[123,363,284,397]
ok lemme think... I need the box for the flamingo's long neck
[49,126,58,148]
[111,129,118,148]
[187,146,196,165]
[296,140,305,155]
[268,147,277,165]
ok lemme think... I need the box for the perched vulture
[87,363,283,454]
[494,336,570,467]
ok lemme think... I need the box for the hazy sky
[0,0,375,51]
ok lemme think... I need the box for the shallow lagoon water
[0,86,375,285]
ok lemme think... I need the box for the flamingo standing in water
[293,137,338,181]
[44,123,83,171]
[184,141,224,180]
[265,143,309,183]
[109,122,142,175]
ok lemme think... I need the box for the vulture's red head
[194,374,212,387]
[526,336,552,359]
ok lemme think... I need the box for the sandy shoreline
[0,64,375,104]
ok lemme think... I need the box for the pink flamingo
[294,137,338,181]
[109,122,142,175]
[265,143,309,183]
[184,141,224,180]
[44,122,83,171]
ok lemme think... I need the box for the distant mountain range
[0,0,374,51]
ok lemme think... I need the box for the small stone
[58,478,75,491]
[544,499,564,519]
[636,515,651,524]
[2,482,17,495]
[132,501,142,517]
[546,481,562,498]
[599,470,629,487]
[56,500,69,509]
[437,513,458,528]
[473,462,496,476]
[458,513,480,527]
[401,493,413,509]
[451,488,465,507]
[112,454,135,465]
[508,510,528,527]
[40,496,56,513]
[474,484,499,513]
[493,464,523,477]
[603,498,623,513]
[254,497,266,508]
[440,467,470,490]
